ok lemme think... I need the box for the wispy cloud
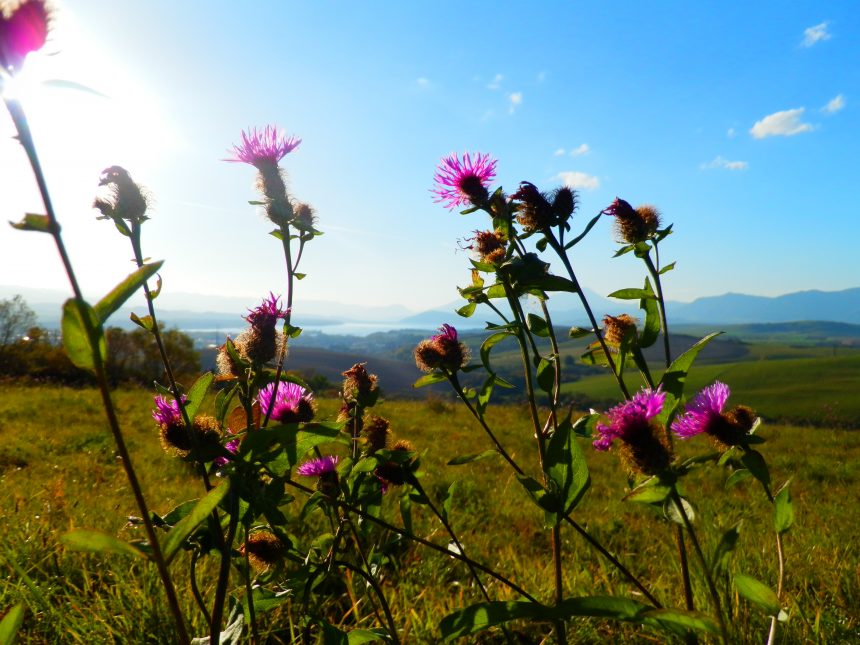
[750,108,814,139]
[555,171,600,190]
[553,148,565,157]
[415,77,430,89]
[802,21,831,47]
[537,71,547,83]
[508,92,523,114]
[727,127,736,138]
[701,156,749,171]
[570,143,590,156]
[487,73,503,90]
[822,94,845,114]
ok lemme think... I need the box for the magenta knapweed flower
[672,381,730,439]
[593,387,666,451]
[296,455,339,477]
[432,151,497,209]
[245,293,288,329]
[225,125,301,167]
[213,437,240,468]
[257,382,315,424]
[152,395,186,427]
[432,323,458,343]
[0,0,50,74]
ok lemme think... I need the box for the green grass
[0,383,858,642]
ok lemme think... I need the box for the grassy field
[1,383,858,643]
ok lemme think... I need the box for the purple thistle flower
[225,125,301,167]
[432,151,497,209]
[213,437,240,468]
[296,455,340,477]
[432,323,458,343]
[0,0,50,74]
[672,381,731,439]
[152,395,186,427]
[244,293,288,329]
[593,387,666,451]
[257,382,315,424]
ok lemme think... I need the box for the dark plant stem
[243,539,260,645]
[190,549,212,626]
[546,234,630,399]
[767,532,786,645]
[643,248,672,374]
[4,97,191,645]
[670,488,729,644]
[210,490,239,645]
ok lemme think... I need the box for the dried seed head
[550,186,577,222]
[512,181,554,232]
[362,415,391,453]
[603,197,661,244]
[468,229,507,264]
[93,166,149,225]
[342,363,378,403]
[243,531,286,568]
[709,405,758,450]
[602,314,638,348]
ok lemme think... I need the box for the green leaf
[571,413,599,437]
[659,261,676,275]
[544,419,590,520]
[0,604,24,645]
[457,302,477,318]
[564,212,602,249]
[447,450,498,466]
[740,449,771,495]
[10,212,54,233]
[515,475,559,527]
[61,529,148,559]
[347,629,386,644]
[413,372,447,388]
[664,495,695,525]
[147,274,163,300]
[773,482,794,534]
[568,326,594,339]
[639,278,661,348]
[624,482,671,504]
[608,287,655,300]
[480,331,512,372]
[130,312,155,332]
[93,261,164,323]
[294,272,306,280]
[734,574,780,615]
[641,609,719,636]
[526,313,550,337]
[659,332,722,406]
[536,357,555,392]
[441,481,457,522]
[162,479,231,563]
[439,601,543,640]
[725,468,751,488]
[184,372,213,421]
[711,522,742,577]
[62,299,106,371]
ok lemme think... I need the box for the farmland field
[1,382,858,642]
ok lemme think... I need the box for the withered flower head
[342,362,378,404]
[362,415,390,454]
[602,314,638,348]
[511,181,555,232]
[236,294,288,364]
[243,531,286,568]
[413,324,470,373]
[603,198,661,244]
[93,165,149,225]
[467,229,507,264]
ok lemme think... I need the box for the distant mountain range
[3,284,860,331]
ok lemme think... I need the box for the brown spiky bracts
[292,201,316,231]
[593,388,673,476]
[602,314,638,349]
[338,400,364,434]
[242,531,287,569]
[708,405,757,451]
[237,293,288,364]
[253,161,294,226]
[511,182,554,232]
[550,186,578,223]
[216,338,242,379]
[93,166,149,226]
[603,198,661,244]
[153,396,222,458]
[0,0,51,74]
[362,415,391,454]
[342,362,379,407]
[466,229,508,264]
[414,324,470,373]
[375,439,417,491]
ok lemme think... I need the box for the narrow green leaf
[659,332,722,404]
[564,212,602,249]
[162,479,231,563]
[536,357,555,392]
[439,601,542,640]
[457,302,477,318]
[740,449,771,495]
[61,529,148,559]
[480,331,512,372]
[773,482,794,534]
[664,496,695,525]
[10,212,54,233]
[347,629,385,644]
[413,372,447,388]
[734,574,780,615]
[545,419,590,518]
[62,299,105,371]
[294,272,306,280]
[0,604,24,645]
[642,609,719,636]
[639,278,661,348]
[568,326,594,339]
[659,261,676,275]
[147,274,163,300]
[184,372,213,421]
[711,522,742,577]
[608,287,654,300]
[93,261,164,323]
[447,450,498,466]
[725,468,751,488]
[130,312,155,331]
[624,483,671,504]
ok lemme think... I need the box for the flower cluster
[603,198,661,244]
[510,182,577,232]
[672,381,757,450]
[225,125,301,168]
[258,381,315,425]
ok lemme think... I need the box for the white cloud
[415,77,430,89]
[822,94,845,114]
[555,171,600,190]
[508,91,523,114]
[750,108,814,138]
[802,22,831,47]
[701,156,749,171]
[727,127,736,138]
[570,143,590,156]
[487,73,503,90]
[553,148,565,157]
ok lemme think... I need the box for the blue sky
[1,1,857,313]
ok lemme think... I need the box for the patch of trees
[0,295,200,386]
